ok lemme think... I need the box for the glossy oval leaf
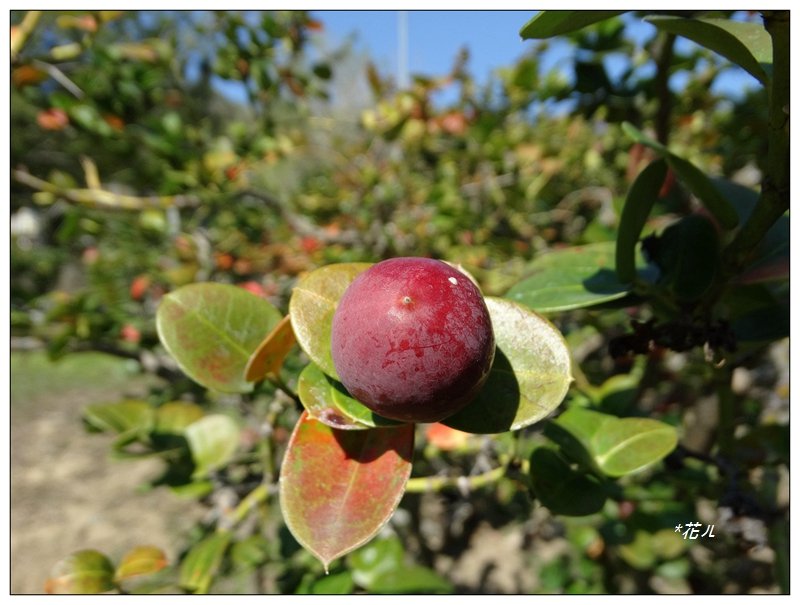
[329,378,407,429]
[348,536,405,589]
[551,407,678,477]
[114,545,168,582]
[645,16,771,85]
[520,10,625,39]
[279,411,414,571]
[179,531,232,594]
[443,297,572,434]
[506,242,653,313]
[289,263,373,379]
[185,414,240,479]
[298,362,372,431]
[156,282,282,393]
[45,550,116,594]
[616,158,668,283]
[529,448,607,516]
[244,314,297,382]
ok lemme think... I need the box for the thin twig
[12,167,200,210]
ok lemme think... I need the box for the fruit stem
[405,466,506,493]
[405,454,527,494]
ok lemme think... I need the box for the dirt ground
[9,352,203,594]
[8,351,549,595]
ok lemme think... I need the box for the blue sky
[309,10,759,104]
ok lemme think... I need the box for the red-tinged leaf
[114,546,168,581]
[280,411,414,571]
[425,423,471,451]
[156,282,282,393]
[244,314,297,382]
[45,550,116,594]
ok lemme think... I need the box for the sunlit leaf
[288,263,372,379]
[280,412,414,571]
[185,414,240,478]
[548,407,678,477]
[83,400,154,435]
[506,242,655,312]
[645,16,771,85]
[179,532,231,594]
[156,282,282,393]
[425,423,472,451]
[348,536,405,588]
[45,550,116,594]
[328,377,407,429]
[154,401,205,434]
[310,571,355,594]
[244,314,297,382]
[520,10,625,39]
[443,297,572,434]
[298,362,371,430]
[114,546,168,582]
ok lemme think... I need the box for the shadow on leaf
[442,346,520,434]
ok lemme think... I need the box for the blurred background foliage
[10,10,787,595]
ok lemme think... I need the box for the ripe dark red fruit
[331,257,495,423]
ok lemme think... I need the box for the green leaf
[83,399,154,436]
[621,121,668,154]
[370,565,454,594]
[340,536,448,595]
[230,535,271,569]
[443,297,572,434]
[179,532,232,594]
[520,11,625,39]
[156,282,282,393]
[348,536,405,589]
[732,303,790,344]
[114,546,168,582]
[648,214,720,302]
[46,550,116,594]
[154,401,205,434]
[529,448,607,516]
[621,122,739,230]
[616,159,668,283]
[310,571,355,595]
[328,377,407,429]
[645,16,771,85]
[297,362,372,430]
[288,263,373,379]
[665,155,739,230]
[618,529,687,570]
[549,408,678,477]
[185,414,240,479]
[279,412,414,571]
[506,242,654,313]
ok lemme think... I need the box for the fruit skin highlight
[331,257,495,423]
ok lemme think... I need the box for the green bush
[11,10,788,595]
